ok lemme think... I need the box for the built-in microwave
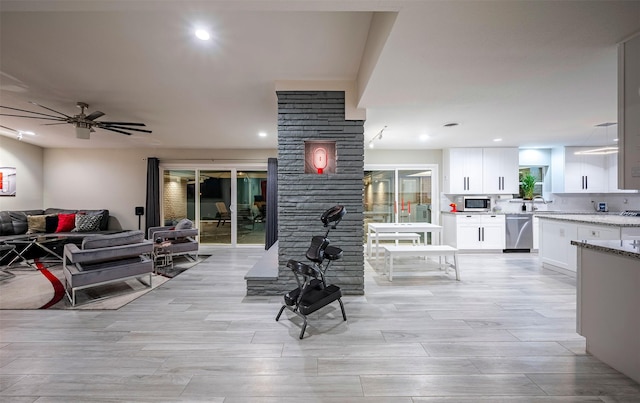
[460,196,491,212]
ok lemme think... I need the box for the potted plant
[520,173,537,199]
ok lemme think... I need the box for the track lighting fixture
[368,126,387,149]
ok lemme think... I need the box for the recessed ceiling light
[493,138,502,142]
[419,134,429,142]
[195,29,211,41]
[443,123,459,127]
[258,132,267,137]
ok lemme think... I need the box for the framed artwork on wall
[304,141,336,174]
[0,167,16,196]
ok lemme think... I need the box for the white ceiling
[1,0,638,151]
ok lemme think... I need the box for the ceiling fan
[0,101,151,139]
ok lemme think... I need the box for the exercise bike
[275,205,348,339]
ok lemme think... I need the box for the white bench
[369,232,421,258]
[382,245,460,281]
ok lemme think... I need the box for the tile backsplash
[442,193,640,214]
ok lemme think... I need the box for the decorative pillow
[72,214,102,232]
[45,215,59,233]
[174,218,193,230]
[26,214,48,234]
[55,213,76,233]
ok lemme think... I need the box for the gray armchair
[147,219,199,267]
[63,230,153,306]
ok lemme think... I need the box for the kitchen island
[572,239,640,383]
[537,214,640,275]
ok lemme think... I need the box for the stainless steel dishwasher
[504,214,533,252]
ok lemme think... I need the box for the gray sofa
[63,230,153,306]
[0,208,111,240]
[0,208,113,264]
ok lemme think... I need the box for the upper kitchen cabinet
[443,148,519,194]
[551,147,607,193]
[618,32,640,190]
[608,152,639,193]
[443,148,484,194]
[482,148,520,194]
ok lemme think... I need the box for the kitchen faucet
[530,195,546,211]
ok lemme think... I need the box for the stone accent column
[276,90,364,295]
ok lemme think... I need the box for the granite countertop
[571,239,640,260]
[442,211,612,216]
[536,214,640,227]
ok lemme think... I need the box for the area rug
[0,256,207,310]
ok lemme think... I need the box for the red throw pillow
[55,213,76,233]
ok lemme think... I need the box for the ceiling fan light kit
[0,101,151,140]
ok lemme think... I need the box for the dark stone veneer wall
[274,90,365,295]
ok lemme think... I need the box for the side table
[153,241,173,272]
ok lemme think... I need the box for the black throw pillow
[45,215,59,233]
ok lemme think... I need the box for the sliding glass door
[236,171,267,245]
[364,165,438,226]
[161,165,267,246]
[199,170,232,245]
[162,169,196,226]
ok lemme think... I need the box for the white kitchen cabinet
[577,224,620,240]
[443,148,519,194]
[483,148,520,194]
[532,216,539,250]
[539,218,578,273]
[552,147,607,193]
[607,152,639,193]
[621,227,640,239]
[444,214,505,250]
[443,148,484,194]
[618,33,640,190]
[539,217,639,274]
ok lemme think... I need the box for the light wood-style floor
[2,247,640,402]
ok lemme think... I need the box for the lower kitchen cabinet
[443,214,505,251]
[539,219,578,273]
[539,217,640,274]
[532,216,539,250]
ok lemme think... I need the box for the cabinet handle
[481,227,485,241]
[585,175,588,189]
[478,227,481,241]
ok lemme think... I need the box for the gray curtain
[145,157,160,235]
[265,157,278,250]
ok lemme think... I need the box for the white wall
[364,149,442,166]
[43,148,276,230]
[0,136,43,211]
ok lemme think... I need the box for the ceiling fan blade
[0,125,18,133]
[101,127,133,136]
[98,124,152,133]
[1,105,64,119]
[28,101,72,118]
[0,113,65,122]
[98,121,147,126]
[42,122,70,126]
[85,111,105,121]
